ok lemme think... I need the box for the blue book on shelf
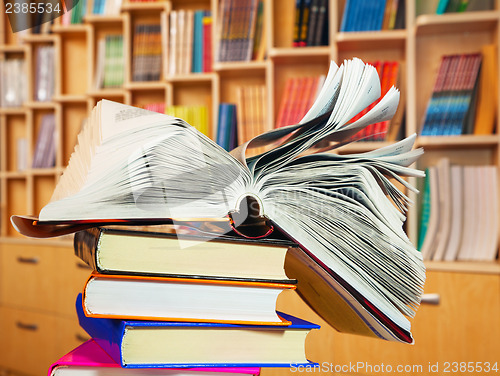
[371,0,387,31]
[76,294,319,369]
[339,0,353,32]
[216,103,229,149]
[227,103,238,150]
[436,0,451,14]
[192,10,204,73]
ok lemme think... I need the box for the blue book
[371,0,387,30]
[339,0,354,32]
[76,294,319,368]
[192,10,204,73]
[436,0,451,14]
[227,104,238,150]
[216,103,229,149]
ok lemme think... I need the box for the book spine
[293,0,303,46]
[74,228,101,271]
[76,294,126,367]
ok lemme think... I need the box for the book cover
[76,294,319,368]
[48,339,261,375]
[81,271,295,325]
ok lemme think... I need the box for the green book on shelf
[418,168,431,251]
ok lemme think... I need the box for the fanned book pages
[11,58,426,344]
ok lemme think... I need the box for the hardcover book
[76,294,319,368]
[74,226,296,283]
[81,272,295,325]
[48,339,260,375]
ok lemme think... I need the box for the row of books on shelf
[293,0,329,47]
[15,114,56,171]
[340,0,405,32]
[61,0,121,25]
[34,45,56,101]
[132,23,162,81]
[418,158,499,262]
[0,45,56,106]
[0,58,27,108]
[217,0,265,62]
[143,103,211,137]
[352,60,404,142]
[94,35,125,89]
[48,224,320,375]
[275,60,404,142]
[417,0,494,16]
[166,9,213,76]
[61,0,88,25]
[420,46,498,136]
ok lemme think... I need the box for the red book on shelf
[203,14,213,72]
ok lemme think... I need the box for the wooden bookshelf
[1,0,500,375]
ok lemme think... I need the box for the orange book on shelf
[81,271,295,326]
[275,78,294,127]
[474,44,498,135]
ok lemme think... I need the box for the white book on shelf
[420,166,440,261]
[442,165,464,261]
[432,158,451,261]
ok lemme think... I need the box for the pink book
[48,340,260,376]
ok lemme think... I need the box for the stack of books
[48,226,319,375]
[12,60,426,375]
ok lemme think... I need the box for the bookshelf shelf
[52,95,88,103]
[3,171,27,179]
[0,108,27,115]
[426,260,500,275]
[27,168,59,176]
[125,82,167,90]
[83,15,124,23]
[268,46,331,58]
[87,89,126,97]
[121,2,169,11]
[335,30,407,49]
[213,61,269,72]
[167,73,215,83]
[417,135,500,149]
[21,35,58,43]
[0,45,27,53]
[51,24,90,34]
[24,101,58,109]
[415,11,499,35]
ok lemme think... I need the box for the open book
[11,58,425,343]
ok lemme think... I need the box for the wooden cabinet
[1,0,500,375]
[0,242,91,375]
[263,268,500,376]
[328,269,500,368]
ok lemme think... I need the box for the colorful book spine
[48,339,261,375]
